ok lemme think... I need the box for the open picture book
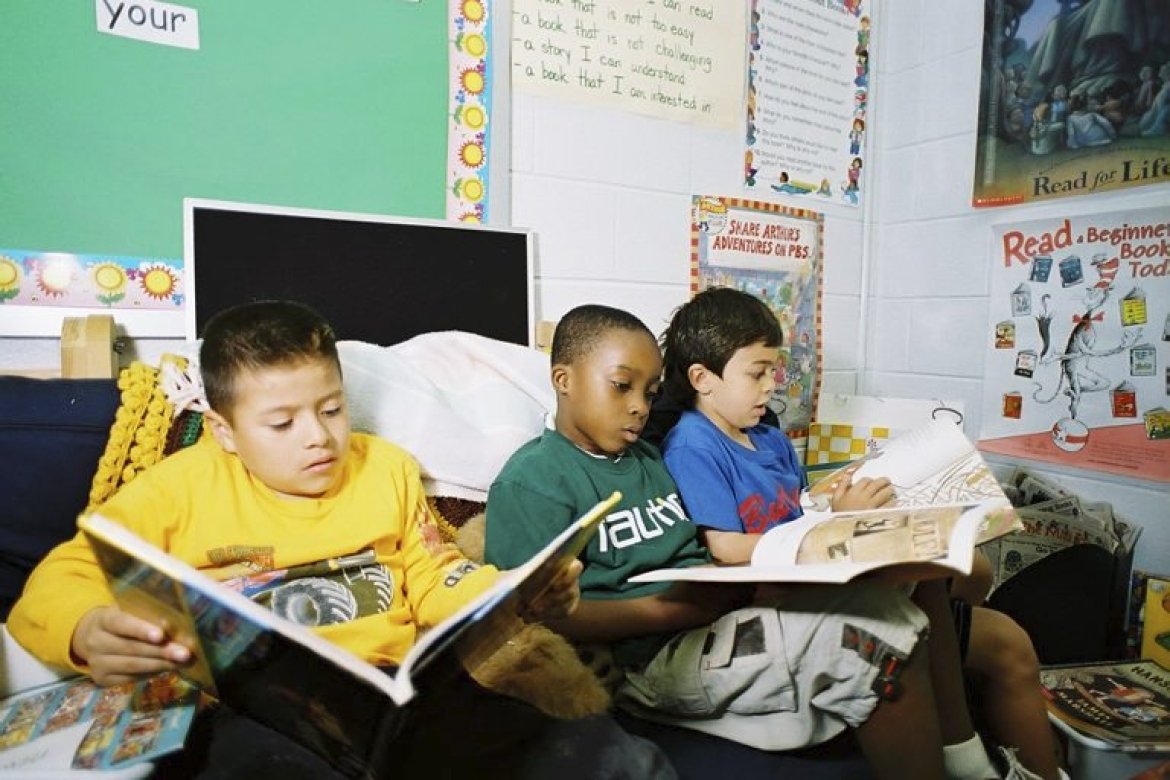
[630,500,1017,585]
[631,421,1021,585]
[805,418,1011,511]
[78,491,620,779]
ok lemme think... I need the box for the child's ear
[204,409,238,454]
[551,363,572,396]
[687,363,714,396]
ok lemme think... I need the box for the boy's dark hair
[200,300,339,414]
[551,304,655,365]
[660,287,783,406]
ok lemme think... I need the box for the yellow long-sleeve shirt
[8,433,498,671]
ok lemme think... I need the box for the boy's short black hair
[551,304,655,365]
[200,300,339,415]
[661,287,783,406]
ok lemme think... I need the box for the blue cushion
[0,377,119,621]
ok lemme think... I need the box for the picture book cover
[973,0,1170,207]
[0,672,197,772]
[1040,659,1170,751]
[79,491,619,778]
[1142,576,1170,671]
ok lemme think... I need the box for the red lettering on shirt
[737,486,802,534]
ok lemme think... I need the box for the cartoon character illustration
[744,150,759,187]
[854,48,869,88]
[849,118,865,155]
[857,16,871,50]
[1032,256,1142,420]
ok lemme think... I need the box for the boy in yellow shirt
[9,300,673,779]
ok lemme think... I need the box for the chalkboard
[0,1,449,269]
[187,199,534,347]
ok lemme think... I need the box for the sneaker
[996,747,1069,780]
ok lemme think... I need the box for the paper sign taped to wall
[815,394,965,431]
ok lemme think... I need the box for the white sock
[943,734,999,780]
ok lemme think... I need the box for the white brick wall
[869,1,1168,573]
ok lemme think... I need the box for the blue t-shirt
[662,410,807,534]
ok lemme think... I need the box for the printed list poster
[511,0,745,128]
[746,0,870,207]
[978,205,1170,483]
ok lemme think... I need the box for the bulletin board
[0,1,456,335]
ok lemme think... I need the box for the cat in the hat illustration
[1032,253,1141,418]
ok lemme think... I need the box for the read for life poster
[691,196,823,439]
[978,206,1170,483]
[973,0,1170,207]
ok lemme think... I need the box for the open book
[630,500,1014,585]
[806,419,1015,521]
[632,422,1021,585]
[78,491,619,779]
[1040,659,1170,753]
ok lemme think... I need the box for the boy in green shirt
[486,303,953,779]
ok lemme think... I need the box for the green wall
[0,1,449,259]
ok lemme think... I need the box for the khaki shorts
[618,582,928,751]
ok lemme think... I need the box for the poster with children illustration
[745,0,870,208]
[692,196,823,440]
[973,0,1170,207]
[978,206,1170,483]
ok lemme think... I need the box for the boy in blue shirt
[486,303,960,780]
[659,287,1061,780]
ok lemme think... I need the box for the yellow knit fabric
[86,358,180,513]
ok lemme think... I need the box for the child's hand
[829,470,894,512]
[71,606,193,687]
[522,560,583,622]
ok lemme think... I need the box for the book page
[849,419,974,488]
[805,420,1021,544]
[629,502,988,585]
[400,491,620,679]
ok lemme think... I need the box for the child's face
[553,330,661,457]
[207,357,350,500]
[694,340,779,436]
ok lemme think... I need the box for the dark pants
[151,670,675,780]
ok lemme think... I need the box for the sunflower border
[447,0,493,222]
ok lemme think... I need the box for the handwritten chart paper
[511,0,745,128]
[746,0,870,207]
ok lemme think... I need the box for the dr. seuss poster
[978,207,1170,483]
[692,196,823,437]
[745,0,870,207]
[973,0,1170,207]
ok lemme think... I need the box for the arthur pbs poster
[978,206,1170,483]
[973,0,1170,207]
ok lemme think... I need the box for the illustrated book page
[629,500,1012,585]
